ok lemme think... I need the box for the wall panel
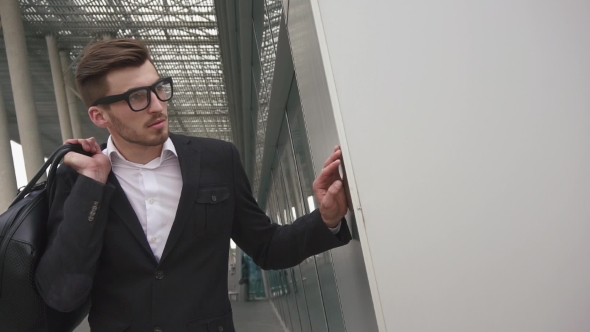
[314,0,590,331]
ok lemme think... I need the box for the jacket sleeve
[229,143,352,270]
[35,165,116,312]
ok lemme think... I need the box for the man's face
[101,61,169,147]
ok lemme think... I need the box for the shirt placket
[143,168,160,256]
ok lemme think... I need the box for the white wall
[315,1,590,331]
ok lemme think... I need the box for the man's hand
[63,137,111,184]
[313,146,348,228]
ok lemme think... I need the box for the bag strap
[10,144,91,208]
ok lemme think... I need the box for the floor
[74,299,286,332]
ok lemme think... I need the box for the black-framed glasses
[91,77,174,112]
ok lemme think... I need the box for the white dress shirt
[103,137,182,262]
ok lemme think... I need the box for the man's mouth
[148,118,166,128]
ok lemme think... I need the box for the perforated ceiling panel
[0,0,231,156]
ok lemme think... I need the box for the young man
[35,39,351,331]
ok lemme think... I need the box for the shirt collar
[103,136,178,167]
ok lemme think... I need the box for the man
[35,39,351,331]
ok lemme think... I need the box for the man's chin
[150,131,169,146]
[126,132,169,147]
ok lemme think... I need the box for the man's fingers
[323,149,341,168]
[315,159,341,189]
[322,149,342,168]
[328,180,343,195]
[63,151,81,169]
[81,140,91,152]
[321,180,343,210]
[64,138,98,154]
[64,139,80,145]
[320,159,341,178]
[89,138,101,154]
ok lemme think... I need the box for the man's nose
[147,91,165,113]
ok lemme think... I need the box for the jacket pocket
[194,186,232,236]
[187,312,235,332]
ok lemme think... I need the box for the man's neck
[111,137,164,165]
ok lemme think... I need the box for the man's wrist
[80,169,109,184]
[321,214,341,228]
[328,221,342,234]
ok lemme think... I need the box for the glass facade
[258,77,346,331]
[241,1,347,330]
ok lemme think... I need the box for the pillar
[0,0,45,180]
[46,35,73,141]
[0,88,18,212]
[59,50,83,138]
[261,269,271,300]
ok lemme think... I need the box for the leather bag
[0,144,91,331]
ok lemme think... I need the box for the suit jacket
[35,134,351,332]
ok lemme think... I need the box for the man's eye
[130,92,147,101]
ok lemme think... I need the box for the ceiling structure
[0,0,231,157]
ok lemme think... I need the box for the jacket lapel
[160,134,201,263]
[107,172,156,262]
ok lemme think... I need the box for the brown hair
[75,38,152,108]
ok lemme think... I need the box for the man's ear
[89,106,109,128]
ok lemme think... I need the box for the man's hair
[75,38,152,108]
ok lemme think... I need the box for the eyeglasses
[91,77,174,112]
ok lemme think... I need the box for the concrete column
[0,0,45,181]
[59,50,83,138]
[0,89,18,212]
[46,35,72,141]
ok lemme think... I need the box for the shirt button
[211,195,217,202]
[150,237,157,243]
[155,270,164,280]
[149,198,155,204]
[153,327,163,332]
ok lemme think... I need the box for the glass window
[277,116,313,332]
[272,149,302,332]
[286,80,346,332]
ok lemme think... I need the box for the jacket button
[155,270,164,280]
[154,327,163,332]
[218,326,224,332]
[211,195,217,202]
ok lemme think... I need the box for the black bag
[0,144,91,331]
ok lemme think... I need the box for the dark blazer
[35,133,351,332]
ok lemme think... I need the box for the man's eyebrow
[121,77,163,93]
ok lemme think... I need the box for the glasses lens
[129,89,149,111]
[154,81,173,101]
